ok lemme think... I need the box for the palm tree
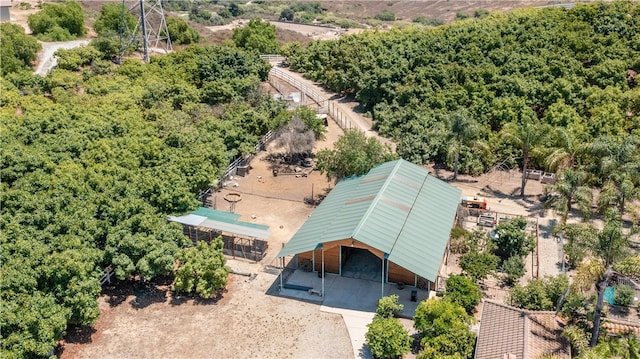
[500,118,549,196]
[591,135,640,216]
[545,169,593,225]
[571,213,638,347]
[543,127,589,172]
[446,112,483,180]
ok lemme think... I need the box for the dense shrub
[444,275,482,314]
[28,1,86,41]
[0,23,41,75]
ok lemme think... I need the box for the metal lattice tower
[119,0,172,63]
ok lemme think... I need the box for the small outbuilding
[277,159,461,296]
[0,0,11,22]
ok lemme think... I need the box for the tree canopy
[0,44,284,357]
[289,2,640,184]
[27,0,86,41]
[0,23,41,76]
[316,129,397,182]
[232,18,279,54]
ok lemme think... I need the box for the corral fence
[268,66,360,132]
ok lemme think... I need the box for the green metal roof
[191,207,269,230]
[192,207,241,222]
[277,159,461,282]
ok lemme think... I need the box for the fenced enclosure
[181,225,268,262]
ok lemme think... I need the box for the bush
[166,17,199,45]
[414,298,475,359]
[366,316,411,359]
[0,23,42,75]
[28,1,86,41]
[459,251,499,281]
[491,217,535,259]
[413,16,444,26]
[374,10,396,21]
[280,8,294,21]
[501,256,525,286]
[444,275,482,314]
[474,8,490,19]
[376,294,404,318]
[455,12,469,20]
[615,284,635,307]
[172,238,230,298]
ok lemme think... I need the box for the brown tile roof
[601,318,640,337]
[475,301,571,359]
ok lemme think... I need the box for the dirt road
[35,40,90,76]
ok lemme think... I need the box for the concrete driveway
[277,270,430,358]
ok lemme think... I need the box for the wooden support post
[381,256,385,298]
[321,249,325,297]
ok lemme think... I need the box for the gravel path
[35,40,90,76]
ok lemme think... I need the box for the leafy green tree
[414,298,476,359]
[444,275,482,314]
[365,316,411,359]
[459,251,499,282]
[491,217,535,259]
[544,169,593,225]
[501,256,526,286]
[28,0,86,41]
[232,18,279,54]
[509,275,569,311]
[0,23,41,75]
[173,238,230,298]
[54,46,102,71]
[93,2,137,37]
[316,129,397,182]
[1,292,70,358]
[376,294,404,318]
[166,17,200,45]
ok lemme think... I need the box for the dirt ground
[60,112,354,359]
[60,101,567,358]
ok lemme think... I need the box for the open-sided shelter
[277,159,461,296]
[169,207,270,261]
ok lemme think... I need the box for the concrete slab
[275,269,432,359]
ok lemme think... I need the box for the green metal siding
[277,159,461,282]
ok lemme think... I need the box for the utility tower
[119,0,172,63]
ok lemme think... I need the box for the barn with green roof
[277,159,461,293]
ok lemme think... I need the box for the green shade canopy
[277,159,461,282]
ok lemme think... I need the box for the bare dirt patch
[61,112,352,359]
[320,1,560,23]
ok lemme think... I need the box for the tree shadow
[64,324,96,344]
[169,288,227,306]
[539,218,558,239]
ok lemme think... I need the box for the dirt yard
[61,121,354,359]
[61,104,570,358]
